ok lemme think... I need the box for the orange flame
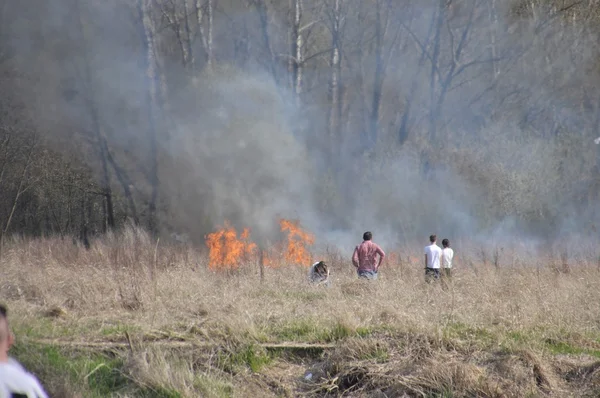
[205,218,315,270]
[205,221,256,271]
[278,218,315,266]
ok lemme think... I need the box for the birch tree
[327,0,342,157]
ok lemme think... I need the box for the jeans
[425,267,440,283]
[358,270,378,280]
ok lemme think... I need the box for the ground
[2,229,600,397]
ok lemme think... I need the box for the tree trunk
[488,0,499,77]
[398,9,437,145]
[75,0,115,231]
[80,189,90,249]
[3,138,36,236]
[106,149,139,224]
[195,0,214,70]
[289,0,303,103]
[183,0,195,69]
[430,0,476,143]
[427,0,445,143]
[0,133,11,187]
[140,0,160,237]
[207,0,213,69]
[370,0,390,145]
[328,0,342,160]
[254,0,277,82]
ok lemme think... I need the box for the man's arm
[352,247,359,268]
[424,254,428,269]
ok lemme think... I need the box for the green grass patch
[218,344,274,373]
[10,343,128,397]
[507,330,532,344]
[544,339,600,358]
[442,322,496,346]
[194,375,234,398]
[357,345,389,363]
[270,318,357,343]
[356,327,373,338]
[10,342,186,397]
[101,323,143,337]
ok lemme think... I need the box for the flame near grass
[205,221,256,271]
[205,218,314,270]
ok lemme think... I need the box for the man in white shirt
[424,234,443,283]
[0,305,49,398]
[441,238,454,278]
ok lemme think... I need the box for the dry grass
[2,225,600,397]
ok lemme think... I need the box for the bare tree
[139,0,161,236]
[74,0,115,232]
[250,0,278,82]
[327,0,342,157]
[2,133,36,239]
[288,0,302,102]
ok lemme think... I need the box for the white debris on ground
[595,137,600,145]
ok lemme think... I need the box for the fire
[205,221,256,271]
[205,218,315,271]
[278,218,315,266]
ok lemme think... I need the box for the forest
[1,0,599,249]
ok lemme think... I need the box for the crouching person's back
[309,261,331,287]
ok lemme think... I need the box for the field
[2,227,600,397]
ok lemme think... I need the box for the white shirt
[442,248,454,268]
[424,244,442,269]
[0,358,48,398]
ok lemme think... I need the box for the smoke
[4,0,600,256]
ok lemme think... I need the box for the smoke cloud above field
[4,0,600,254]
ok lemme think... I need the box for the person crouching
[309,261,330,287]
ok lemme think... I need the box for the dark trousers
[425,267,440,283]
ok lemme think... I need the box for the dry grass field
[2,226,600,397]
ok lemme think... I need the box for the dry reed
[2,225,600,397]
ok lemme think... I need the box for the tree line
[0,0,599,246]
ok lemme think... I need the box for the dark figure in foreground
[352,231,386,280]
[309,261,330,286]
[424,234,442,283]
[0,304,49,398]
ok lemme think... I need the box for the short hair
[0,305,5,319]
[429,234,436,243]
[363,231,372,241]
[442,238,450,248]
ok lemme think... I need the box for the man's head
[442,239,450,248]
[363,231,372,241]
[0,304,14,362]
[429,234,437,243]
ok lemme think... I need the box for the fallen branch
[24,338,336,351]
